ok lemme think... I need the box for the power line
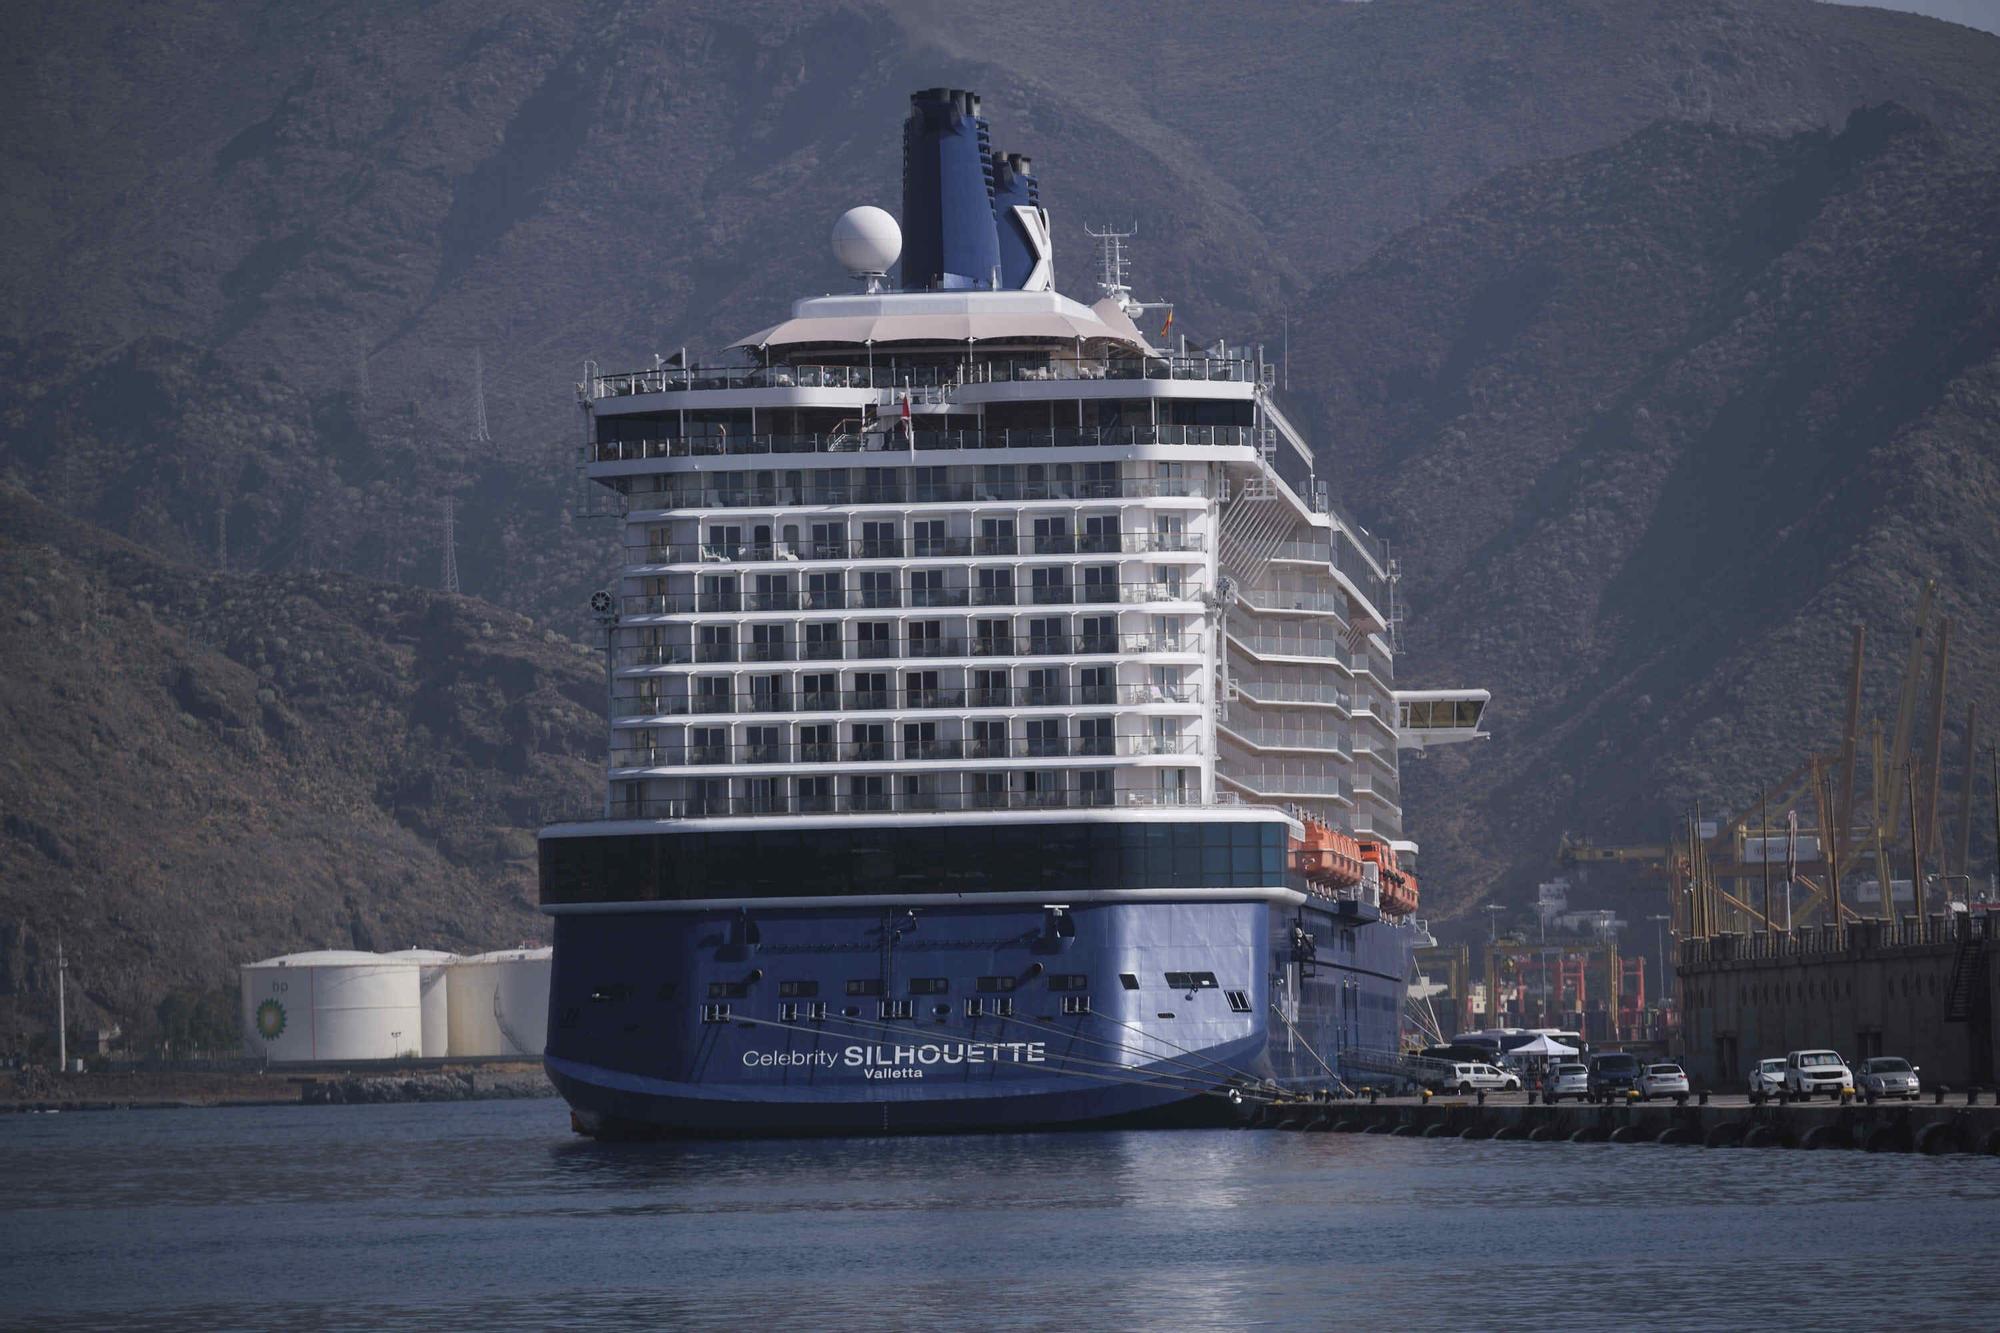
[440,495,460,594]
[471,349,491,444]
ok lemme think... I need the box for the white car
[1748,1057,1787,1098]
[1445,1063,1516,1094]
[1782,1050,1855,1100]
[1637,1063,1690,1101]
[1542,1062,1590,1103]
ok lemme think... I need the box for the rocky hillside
[6,0,2000,623]
[1,0,1998,1033]
[1289,103,2000,921]
[0,487,601,1051]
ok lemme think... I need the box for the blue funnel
[900,88,1001,291]
[992,152,1047,290]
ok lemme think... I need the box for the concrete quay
[1247,1092,2000,1154]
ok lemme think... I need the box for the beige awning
[733,306,1146,350]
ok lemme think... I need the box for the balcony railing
[582,356,1258,402]
[589,423,1255,463]
[619,580,1196,618]
[1220,723,1350,754]
[614,631,1199,668]
[608,684,1199,717]
[1232,680,1354,711]
[625,532,1208,564]
[585,786,1222,821]
[608,735,1200,768]
[619,476,1210,511]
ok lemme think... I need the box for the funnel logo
[255,999,287,1040]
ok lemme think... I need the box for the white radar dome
[832,206,901,277]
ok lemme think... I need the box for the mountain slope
[1288,104,2000,924]
[1,1,1999,1029]
[0,487,601,1047]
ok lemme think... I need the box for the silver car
[1542,1061,1590,1103]
[1856,1056,1921,1101]
[1748,1057,1786,1098]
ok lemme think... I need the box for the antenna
[1085,221,1176,334]
[1084,222,1136,308]
[441,496,461,594]
[471,349,491,444]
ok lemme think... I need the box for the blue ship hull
[544,894,1407,1137]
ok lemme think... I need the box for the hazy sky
[1823,0,2000,36]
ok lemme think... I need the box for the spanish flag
[1160,308,1174,338]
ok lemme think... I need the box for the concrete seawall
[1249,1097,2000,1154]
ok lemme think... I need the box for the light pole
[1648,912,1672,1041]
[1484,903,1505,942]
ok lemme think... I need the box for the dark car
[1586,1051,1643,1101]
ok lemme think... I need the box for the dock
[1244,1091,2000,1154]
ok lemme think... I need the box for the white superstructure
[584,299,1484,877]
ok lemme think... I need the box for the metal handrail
[588,425,1254,463]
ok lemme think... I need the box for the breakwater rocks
[3,1060,555,1112]
[299,1068,554,1105]
[1247,1097,2000,1155]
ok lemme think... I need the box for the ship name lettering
[839,1042,1047,1069]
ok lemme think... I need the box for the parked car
[1542,1062,1590,1103]
[1748,1057,1787,1098]
[1446,1063,1514,1094]
[1586,1051,1644,1101]
[1637,1063,1690,1100]
[1782,1050,1855,1100]
[1856,1056,1921,1100]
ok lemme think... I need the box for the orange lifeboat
[1293,817,1365,892]
[1357,837,1421,916]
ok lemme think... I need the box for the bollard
[1527,1090,1538,1105]
[1367,1087,1379,1104]
[1697,1090,1710,1106]
[1421,1087,1433,1103]
[1969,1089,1981,1107]
[1936,1088,1948,1105]
[1477,1089,1487,1106]
[1626,1088,1641,1105]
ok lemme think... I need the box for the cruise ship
[539,88,1489,1136]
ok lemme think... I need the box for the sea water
[4,1098,1996,1329]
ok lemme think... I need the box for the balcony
[631,528,1204,568]
[591,787,1212,821]
[608,733,1200,769]
[618,475,1211,512]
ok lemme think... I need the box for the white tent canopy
[1510,1035,1579,1057]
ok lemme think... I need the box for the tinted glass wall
[542,819,1293,905]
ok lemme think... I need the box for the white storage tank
[446,947,553,1057]
[382,949,457,1058]
[240,951,423,1062]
